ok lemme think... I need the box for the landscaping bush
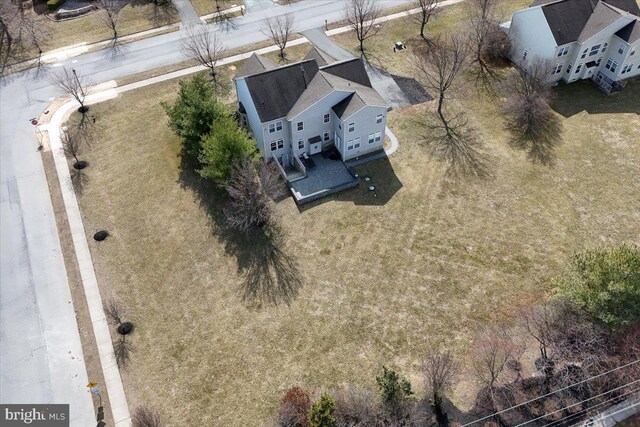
[276,387,311,427]
[47,0,66,10]
[308,393,336,427]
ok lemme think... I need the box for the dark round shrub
[118,322,134,335]
[73,160,88,170]
[93,230,109,241]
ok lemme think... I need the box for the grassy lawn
[70,74,640,427]
[31,3,179,53]
[190,0,243,16]
[331,0,531,77]
[66,2,640,425]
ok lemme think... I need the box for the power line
[462,358,640,426]
[514,379,640,427]
[543,387,640,427]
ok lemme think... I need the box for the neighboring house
[504,0,640,93]
[233,48,390,204]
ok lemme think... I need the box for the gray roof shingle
[615,19,640,42]
[320,58,373,88]
[244,59,320,122]
[234,53,279,79]
[303,47,335,67]
[534,0,639,45]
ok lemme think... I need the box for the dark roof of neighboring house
[242,55,387,122]
[234,53,279,79]
[615,19,640,42]
[244,59,320,122]
[303,47,335,67]
[320,58,373,88]
[532,0,640,45]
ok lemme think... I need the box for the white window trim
[375,131,382,142]
[277,138,284,149]
[376,114,383,124]
[297,121,304,131]
[323,114,330,124]
[323,131,330,141]
[270,141,277,151]
[348,122,355,132]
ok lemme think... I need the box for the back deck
[288,151,359,205]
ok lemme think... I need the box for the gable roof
[243,56,388,123]
[615,18,640,42]
[234,53,279,79]
[320,58,373,88]
[532,0,639,45]
[244,59,320,122]
[302,47,335,67]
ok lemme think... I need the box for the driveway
[171,0,201,26]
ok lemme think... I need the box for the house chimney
[300,64,307,89]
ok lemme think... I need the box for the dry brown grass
[32,3,179,53]
[190,0,243,16]
[68,2,640,425]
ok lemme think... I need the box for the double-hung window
[276,121,283,131]
[621,64,632,74]
[298,139,304,149]
[297,121,304,131]
[630,48,636,56]
[375,131,382,142]
[268,123,275,133]
[368,133,375,144]
[556,46,569,57]
[575,64,582,74]
[376,114,383,124]
[602,43,608,52]
[354,137,361,149]
[323,114,330,124]
[277,139,284,149]
[552,64,563,74]
[566,62,572,73]
[589,44,601,56]
[347,140,354,150]
[522,50,528,60]
[605,58,618,73]
[323,131,330,142]
[618,44,625,55]
[348,122,355,132]
[270,141,277,151]
[581,49,587,59]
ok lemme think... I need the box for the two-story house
[233,49,390,204]
[504,0,640,93]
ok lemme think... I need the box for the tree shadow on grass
[551,79,640,118]
[177,156,303,308]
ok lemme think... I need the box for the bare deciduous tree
[410,0,439,41]
[0,1,45,73]
[224,158,286,233]
[132,406,164,427]
[333,387,382,427]
[417,35,486,177]
[344,0,381,53]
[423,349,459,417]
[472,326,524,420]
[103,299,126,327]
[61,128,84,167]
[50,68,90,114]
[182,28,225,86]
[503,57,562,165]
[263,15,295,60]
[467,0,499,76]
[97,0,124,47]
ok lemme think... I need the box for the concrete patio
[289,152,359,205]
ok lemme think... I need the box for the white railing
[293,154,307,177]
[272,158,287,179]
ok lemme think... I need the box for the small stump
[117,322,134,335]
[93,230,109,241]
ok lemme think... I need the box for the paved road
[0,0,412,423]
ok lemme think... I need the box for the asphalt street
[0,0,412,424]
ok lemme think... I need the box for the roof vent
[300,64,307,89]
